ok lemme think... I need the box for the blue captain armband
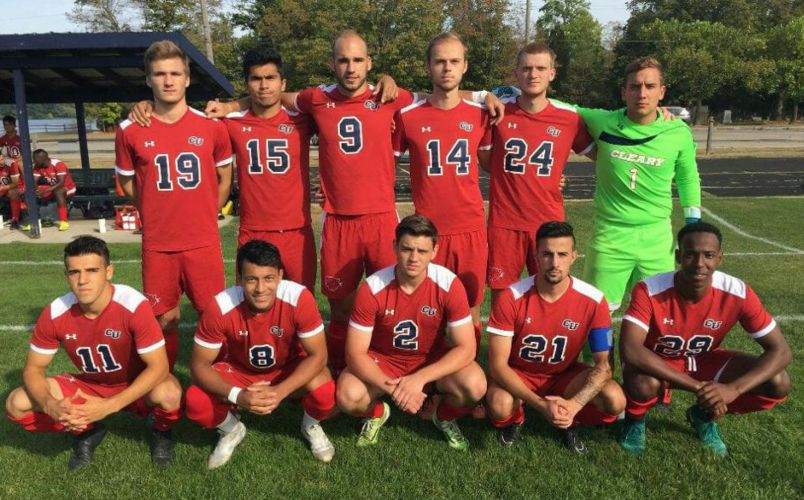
[588,327,613,353]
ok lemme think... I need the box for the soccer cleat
[357,402,390,447]
[497,421,523,447]
[562,427,588,454]
[58,220,70,231]
[619,417,646,455]
[68,423,108,471]
[20,223,32,231]
[10,220,19,230]
[146,415,175,466]
[301,422,335,462]
[686,405,728,457]
[432,411,469,451]
[208,421,247,470]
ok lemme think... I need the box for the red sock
[625,395,657,420]
[58,206,67,222]
[358,400,385,419]
[301,380,336,421]
[574,402,619,426]
[163,328,179,371]
[184,385,230,429]
[490,404,525,428]
[326,321,348,372]
[10,199,20,221]
[150,406,181,432]
[8,412,93,435]
[437,397,474,422]
[727,393,786,415]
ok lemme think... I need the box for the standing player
[619,222,791,456]
[393,32,491,346]
[0,115,22,158]
[485,222,624,452]
[184,240,336,467]
[31,149,76,231]
[0,153,23,229]
[115,40,233,368]
[5,237,182,470]
[579,57,701,313]
[223,46,317,290]
[484,44,593,296]
[336,215,487,450]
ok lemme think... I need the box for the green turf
[0,198,802,498]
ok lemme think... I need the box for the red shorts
[320,211,398,299]
[53,374,149,416]
[657,348,737,382]
[433,229,487,307]
[487,226,538,289]
[368,349,446,392]
[513,362,589,397]
[36,185,76,201]
[238,225,316,290]
[142,244,225,316]
[212,360,301,388]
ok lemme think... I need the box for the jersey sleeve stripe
[478,145,492,151]
[578,142,594,156]
[194,336,223,349]
[30,344,58,355]
[298,324,325,339]
[448,315,472,328]
[115,166,135,176]
[216,156,234,167]
[622,314,649,332]
[137,339,166,354]
[749,319,776,339]
[348,320,374,333]
[486,326,514,337]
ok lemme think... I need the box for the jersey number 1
[76,345,122,373]
[155,153,201,191]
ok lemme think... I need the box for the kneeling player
[5,237,181,470]
[184,240,336,468]
[486,222,625,452]
[619,222,791,456]
[336,215,487,451]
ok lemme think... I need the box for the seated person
[31,149,76,231]
[336,214,487,451]
[0,153,23,229]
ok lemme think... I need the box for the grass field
[0,197,802,499]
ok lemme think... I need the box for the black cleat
[68,423,108,471]
[562,427,588,455]
[146,414,175,466]
[497,422,523,447]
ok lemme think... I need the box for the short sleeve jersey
[392,99,492,234]
[349,264,472,360]
[194,281,324,373]
[29,284,165,385]
[224,108,315,231]
[114,109,233,252]
[489,98,593,231]
[0,133,22,158]
[578,107,700,225]
[33,158,76,192]
[623,271,776,359]
[487,276,612,375]
[294,84,415,215]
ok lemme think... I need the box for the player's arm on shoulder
[674,128,702,224]
[205,97,249,118]
[373,74,399,103]
[280,92,301,112]
[127,100,154,127]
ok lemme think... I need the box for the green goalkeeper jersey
[578,107,701,226]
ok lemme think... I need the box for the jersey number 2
[519,334,567,364]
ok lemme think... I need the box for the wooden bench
[68,168,128,218]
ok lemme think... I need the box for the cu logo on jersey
[278,124,294,134]
[421,306,438,317]
[324,276,342,292]
[703,319,724,330]
[364,100,379,111]
[459,121,473,132]
[546,126,561,137]
[562,319,580,331]
[188,136,204,146]
[104,328,121,339]
[270,326,284,337]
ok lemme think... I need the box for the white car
[666,106,692,123]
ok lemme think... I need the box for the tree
[68,0,138,31]
[767,16,804,121]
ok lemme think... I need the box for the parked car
[666,106,692,123]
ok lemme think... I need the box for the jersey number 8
[248,344,276,369]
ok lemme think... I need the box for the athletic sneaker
[208,421,247,469]
[432,412,469,451]
[562,427,588,454]
[58,220,70,231]
[497,421,523,447]
[68,423,108,471]
[357,402,390,447]
[301,422,335,462]
[686,405,728,457]
[619,417,646,455]
[20,223,31,231]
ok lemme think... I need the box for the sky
[0,0,631,35]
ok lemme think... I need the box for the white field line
[701,207,804,254]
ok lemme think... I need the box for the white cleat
[301,422,335,463]
[207,421,247,470]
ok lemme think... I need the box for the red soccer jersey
[487,276,611,375]
[349,263,472,360]
[0,133,22,158]
[488,98,593,231]
[294,84,415,215]
[114,109,233,252]
[194,280,324,373]
[33,158,76,192]
[30,285,165,385]
[224,108,315,231]
[623,271,776,359]
[0,160,20,189]
[393,99,492,235]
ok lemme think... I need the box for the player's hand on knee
[544,396,574,429]
[70,389,114,424]
[388,376,426,414]
[128,100,154,127]
[696,381,738,414]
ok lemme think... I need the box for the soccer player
[579,57,701,313]
[5,236,182,470]
[619,222,791,456]
[0,114,22,158]
[393,32,491,349]
[223,45,317,290]
[115,40,233,368]
[485,222,625,452]
[0,153,23,229]
[484,44,593,296]
[336,215,487,450]
[184,240,336,468]
[29,149,76,231]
